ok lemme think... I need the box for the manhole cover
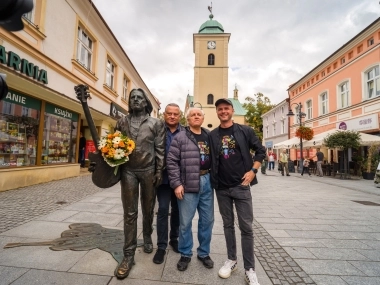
[352,201,380,206]
[56,201,68,205]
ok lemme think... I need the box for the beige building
[0,0,159,191]
[186,13,246,128]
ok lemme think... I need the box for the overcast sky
[91,0,379,111]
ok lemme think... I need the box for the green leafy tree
[323,131,361,177]
[243,93,275,140]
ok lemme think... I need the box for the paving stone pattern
[0,176,103,234]
[253,219,316,285]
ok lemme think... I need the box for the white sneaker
[218,259,237,278]
[245,268,260,285]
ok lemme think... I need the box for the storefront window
[0,90,41,168]
[42,103,78,165]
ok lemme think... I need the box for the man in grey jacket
[167,107,214,272]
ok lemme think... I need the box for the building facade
[0,0,159,191]
[262,99,289,157]
[287,17,380,163]
[186,13,245,129]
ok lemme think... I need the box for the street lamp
[189,101,202,109]
[287,102,306,172]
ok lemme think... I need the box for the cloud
[92,0,378,110]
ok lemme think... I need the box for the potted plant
[362,143,380,180]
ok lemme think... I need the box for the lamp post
[287,102,306,173]
[189,101,202,109]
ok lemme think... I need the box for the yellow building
[0,0,159,191]
[186,13,246,129]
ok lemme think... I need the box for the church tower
[189,11,231,129]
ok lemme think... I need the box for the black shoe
[282,173,284,176]
[144,243,153,253]
[197,255,214,269]
[153,248,166,264]
[177,256,191,271]
[169,240,179,253]
[286,174,290,176]
[115,256,135,279]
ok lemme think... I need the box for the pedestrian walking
[209,98,265,285]
[313,148,324,177]
[268,151,275,170]
[301,156,311,176]
[153,103,185,264]
[279,149,290,176]
[167,107,214,272]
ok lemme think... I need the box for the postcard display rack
[0,120,32,167]
[42,115,71,164]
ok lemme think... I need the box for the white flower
[98,138,107,149]
[112,137,122,145]
[113,148,126,160]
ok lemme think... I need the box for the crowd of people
[94,89,266,285]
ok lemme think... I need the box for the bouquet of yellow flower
[98,130,135,175]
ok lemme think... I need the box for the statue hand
[88,162,96,173]
[152,172,162,187]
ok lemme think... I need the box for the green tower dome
[198,14,224,34]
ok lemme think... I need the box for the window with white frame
[365,66,380,99]
[306,100,312,120]
[21,107,31,117]
[266,126,268,138]
[281,106,284,114]
[106,59,115,89]
[77,27,93,70]
[295,106,300,124]
[122,76,129,100]
[281,120,285,134]
[339,81,350,108]
[22,0,35,22]
[273,123,276,136]
[2,102,13,115]
[320,92,328,115]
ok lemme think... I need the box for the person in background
[261,150,268,174]
[279,149,290,176]
[209,98,265,285]
[313,148,324,177]
[268,151,275,170]
[78,131,86,168]
[301,156,311,176]
[153,103,184,264]
[167,107,214,272]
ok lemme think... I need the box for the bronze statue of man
[114,88,165,279]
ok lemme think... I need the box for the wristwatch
[251,167,258,174]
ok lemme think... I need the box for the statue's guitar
[74,84,120,188]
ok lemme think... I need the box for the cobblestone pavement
[0,175,102,234]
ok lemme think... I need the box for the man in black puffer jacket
[167,107,214,272]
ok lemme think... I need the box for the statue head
[128,88,153,115]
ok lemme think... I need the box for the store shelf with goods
[0,121,33,167]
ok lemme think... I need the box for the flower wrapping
[98,130,135,174]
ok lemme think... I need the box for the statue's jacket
[115,114,165,173]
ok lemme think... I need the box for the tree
[243,93,275,140]
[323,130,361,178]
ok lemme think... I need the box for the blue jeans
[177,173,214,258]
[268,161,275,170]
[216,184,255,270]
[156,184,179,250]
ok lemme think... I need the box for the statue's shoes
[115,256,135,279]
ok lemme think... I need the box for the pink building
[287,17,380,164]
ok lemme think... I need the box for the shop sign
[265,141,273,149]
[45,103,78,121]
[0,45,48,84]
[110,102,128,119]
[336,114,379,131]
[3,89,41,110]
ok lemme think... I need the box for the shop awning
[273,137,302,149]
[302,129,380,148]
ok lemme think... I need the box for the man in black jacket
[209,98,265,285]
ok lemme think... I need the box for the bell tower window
[208,54,215,65]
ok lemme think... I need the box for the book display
[42,114,72,164]
[0,119,34,167]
